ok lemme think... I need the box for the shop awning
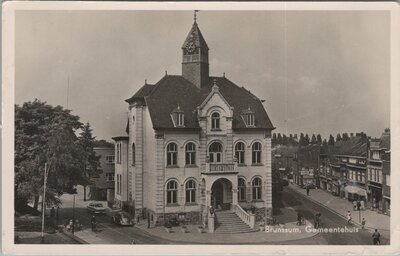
[345,185,367,197]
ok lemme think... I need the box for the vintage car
[87,202,106,214]
[112,212,134,226]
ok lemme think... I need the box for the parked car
[87,202,106,214]
[112,212,133,226]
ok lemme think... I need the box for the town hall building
[113,16,274,232]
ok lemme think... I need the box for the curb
[287,186,364,227]
[60,230,89,244]
[287,186,390,234]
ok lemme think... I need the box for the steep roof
[182,22,209,50]
[332,136,368,157]
[379,132,390,150]
[126,75,274,130]
[125,83,155,103]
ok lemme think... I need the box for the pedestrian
[306,186,310,196]
[317,212,322,227]
[314,213,319,228]
[50,207,56,228]
[136,214,140,224]
[91,215,97,231]
[147,213,151,229]
[347,211,352,225]
[297,211,303,226]
[361,218,366,229]
[372,229,381,245]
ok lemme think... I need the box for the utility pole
[72,193,76,234]
[41,163,48,243]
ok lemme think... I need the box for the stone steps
[214,211,258,234]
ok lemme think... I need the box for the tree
[342,133,349,141]
[78,123,101,201]
[304,134,310,146]
[317,134,322,144]
[322,139,328,147]
[282,134,288,146]
[328,134,335,146]
[289,134,294,145]
[299,133,305,146]
[277,133,283,145]
[336,133,342,142]
[272,133,277,146]
[15,99,85,211]
[311,134,317,144]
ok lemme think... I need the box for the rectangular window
[386,174,390,186]
[105,155,115,164]
[378,170,382,183]
[167,190,177,204]
[106,173,115,182]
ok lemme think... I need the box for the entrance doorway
[211,178,232,210]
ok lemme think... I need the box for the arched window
[185,143,196,165]
[167,143,178,166]
[209,142,223,163]
[252,142,262,164]
[185,180,196,203]
[166,180,178,204]
[252,177,262,200]
[211,112,220,130]
[132,143,136,166]
[235,142,245,164]
[238,178,246,201]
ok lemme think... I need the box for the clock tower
[182,15,209,89]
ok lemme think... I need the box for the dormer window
[211,112,220,130]
[177,113,184,126]
[242,107,255,127]
[171,104,184,127]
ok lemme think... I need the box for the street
[59,195,176,244]
[56,187,389,245]
[275,187,389,245]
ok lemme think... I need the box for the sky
[15,10,390,141]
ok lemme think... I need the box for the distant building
[90,147,115,204]
[324,134,368,200]
[293,144,320,188]
[112,17,275,228]
[367,129,390,213]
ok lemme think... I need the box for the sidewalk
[134,220,317,244]
[288,184,390,238]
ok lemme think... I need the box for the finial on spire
[177,103,180,110]
[212,78,219,92]
[194,10,199,24]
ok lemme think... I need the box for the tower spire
[194,10,198,24]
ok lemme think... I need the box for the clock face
[186,41,196,53]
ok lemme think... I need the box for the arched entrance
[211,178,232,210]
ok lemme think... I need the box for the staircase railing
[232,204,256,229]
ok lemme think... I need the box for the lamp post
[41,162,49,243]
[72,193,76,234]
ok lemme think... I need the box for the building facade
[318,135,368,201]
[367,129,390,213]
[89,147,115,204]
[113,19,274,227]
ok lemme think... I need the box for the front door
[211,181,223,209]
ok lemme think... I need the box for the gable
[198,85,233,118]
